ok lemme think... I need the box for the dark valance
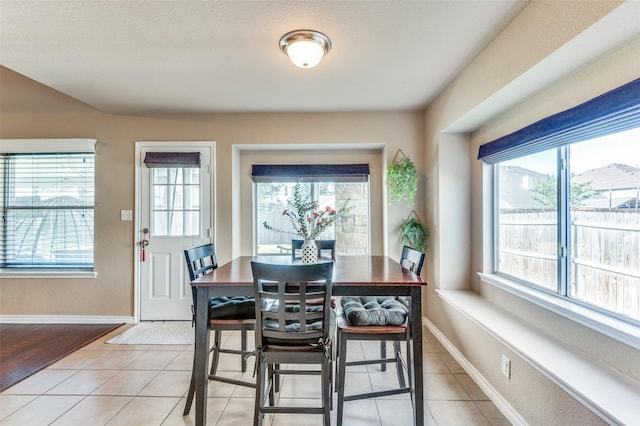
[477,77,640,164]
[143,152,201,168]
[251,164,370,183]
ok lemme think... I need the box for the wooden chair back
[183,243,218,317]
[291,239,336,260]
[251,261,334,346]
[184,243,218,281]
[400,245,425,275]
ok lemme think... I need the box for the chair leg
[268,364,275,406]
[336,331,347,426]
[183,358,196,415]
[241,330,248,372]
[323,357,331,426]
[406,330,413,394]
[334,332,340,393]
[380,340,387,371]
[274,363,280,393]
[329,357,334,411]
[393,340,406,388]
[254,356,266,426]
[210,330,222,375]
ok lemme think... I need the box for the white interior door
[138,143,213,321]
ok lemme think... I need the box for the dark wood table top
[191,255,425,288]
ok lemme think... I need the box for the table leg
[410,286,424,425]
[194,286,210,426]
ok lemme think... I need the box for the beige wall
[0,67,425,318]
[424,0,638,424]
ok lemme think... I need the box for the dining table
[190,255,427,425]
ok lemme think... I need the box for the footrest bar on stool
[207,374,256,388]
[261,407,325,415]
[344,387,410,401]
[346,358,398,367]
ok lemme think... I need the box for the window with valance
[478,78,640,323]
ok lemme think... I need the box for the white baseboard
[0,315,134,324]
[422,317,528,426]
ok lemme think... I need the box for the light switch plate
[120,210,133,221]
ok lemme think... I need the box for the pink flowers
[263,183,351,240]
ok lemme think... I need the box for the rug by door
[106,321,194,345]
[0,323,123,392]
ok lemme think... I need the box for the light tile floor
[0,325,510,425]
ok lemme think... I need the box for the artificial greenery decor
[399,214,429,253]
[386,150,419,204]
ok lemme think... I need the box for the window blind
[143,152,201,168]
[251,164,370,183]
[477,78,640,164]
[0,153,95,268]
[0,138,96,153]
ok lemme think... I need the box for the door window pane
[151,167,200,237]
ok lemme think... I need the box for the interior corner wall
[437,133,471,291]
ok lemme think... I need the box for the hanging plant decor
[386,149,419,204]
[399,211,429,253]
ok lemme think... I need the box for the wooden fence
[499,210,640,321]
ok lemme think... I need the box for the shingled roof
[573,163,640,190]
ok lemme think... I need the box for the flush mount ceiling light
[279,29,332,69]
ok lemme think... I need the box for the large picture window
[252,164,370,255]
[481,79,640,324]
[1,147,95,270]
[496,129,640,320]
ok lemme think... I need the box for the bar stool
[335,246,425,426]
[182,243,256,415]
[251,261,335,426]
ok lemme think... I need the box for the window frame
[0,139,97,278]
[493,141,640,323]
[479,80,640,349]
[253,180,371,256]
[251,163,371,256]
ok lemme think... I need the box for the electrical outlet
[501,354,511,379]
[120,210,133,221]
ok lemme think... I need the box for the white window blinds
[1,139,96,269]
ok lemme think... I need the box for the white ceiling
[0,0,527,115]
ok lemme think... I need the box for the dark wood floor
[0,323,123,392]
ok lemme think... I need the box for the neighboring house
[498,165,547,209]
[574,163,640,209]
[500,163,640,210]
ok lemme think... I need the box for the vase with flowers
[263,183,351,263]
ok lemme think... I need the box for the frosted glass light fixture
[279,29,332,69]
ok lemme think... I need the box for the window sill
[478,273,640,351]
[437,289,640,426]
[0,270,97,279]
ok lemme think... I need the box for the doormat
[106,321,194,345]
